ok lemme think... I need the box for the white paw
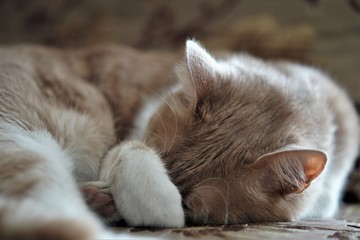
[106,141,185,227]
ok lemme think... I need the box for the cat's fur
[0,40,358,239]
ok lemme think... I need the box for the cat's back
[272,60,359,148]
[0,44,180,138]
[224,53,358,164]
[273,60,359,175]
[0,45,113,126]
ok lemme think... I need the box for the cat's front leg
[99,140,185,227]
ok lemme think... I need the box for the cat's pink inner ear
[185,40,219,101]
[257,150,327,194]
[302,151,327,182]
[294,150,327,194]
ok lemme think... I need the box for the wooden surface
[113,205,360,239]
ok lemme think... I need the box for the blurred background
[0,0,359,202]
[0,0,359,99]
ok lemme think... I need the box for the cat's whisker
[192,185,229,224]
[147,132,166,143]
[193,177,230,190]
[125,85,168,152]
[146,89,179,153]
[186,169,202,183]
[149,131,167,153]
[187,192,210,225]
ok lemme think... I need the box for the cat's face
[146,41,327,225]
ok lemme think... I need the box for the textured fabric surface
[114,206,360,239]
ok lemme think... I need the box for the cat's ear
[255,149,327,194]
[184,40,220,102]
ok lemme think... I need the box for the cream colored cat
[0,40,358,239]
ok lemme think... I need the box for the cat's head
[145,40,327,225]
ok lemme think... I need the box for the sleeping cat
[0,40,358,239]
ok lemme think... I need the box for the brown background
[0,0,359,100]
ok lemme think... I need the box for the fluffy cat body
[0,41,358,239]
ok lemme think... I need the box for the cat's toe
[80,181,121,222]
[80,181,109,203]
[92,193,122,223]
